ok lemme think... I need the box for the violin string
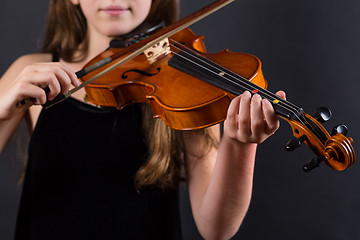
[167,39,307,125]
[166,39,329,142]
[168,40,298,110]
[166,39,328,141]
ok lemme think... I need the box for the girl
[0,0,285,239]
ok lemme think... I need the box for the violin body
[18,0,352,172]
[64,0,354,173]
[81,28,267,130]
[79,26,355,172]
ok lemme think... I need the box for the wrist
[217,132,258,177]
[222,133,258,148]
[220,135,258,162]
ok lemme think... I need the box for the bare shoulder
[1,53,51,79]
[1,53,52,88]
[11,53,52,69]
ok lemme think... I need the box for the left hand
[223,90,286,144]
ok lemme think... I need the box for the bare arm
[0,55,39,153]
[0,115,25,153]
[0,54,79,153]
[186,91,286,240]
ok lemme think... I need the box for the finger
[31,63,79,93]
[57,63,80,88]
[46,64,72,95]
[250,94,265,137]
[262,98,280,134]
[25,84,48,105]
[276,90,286,100]
[15,81,48,106]
[24,71,61,101]
[225,95,241,132]
[45,72,62,100]
[35,63,77,95]
[238,91,252,136]
[227,95,241,119]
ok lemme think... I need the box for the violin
[42,0,355,172]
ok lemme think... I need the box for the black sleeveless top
[14,97,182,239]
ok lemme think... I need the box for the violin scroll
[303,133,355,172]
[283,106,355,172]
[323,133,355,170]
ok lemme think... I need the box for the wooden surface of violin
[81,28,266,130]
[41,0,355,172]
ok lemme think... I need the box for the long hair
[137,105,218,189]
[42,0,218,189]
[42,0,179,61]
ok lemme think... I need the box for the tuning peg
[331,124,348,136]
[285,135,307,151]
[314,107,332,123]
[303,155,326,172]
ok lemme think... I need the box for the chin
[104,26,137,37]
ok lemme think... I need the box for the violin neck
[168,50,302,121]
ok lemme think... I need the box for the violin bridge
[144,38,171,64]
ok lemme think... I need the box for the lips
[101,6,128,16]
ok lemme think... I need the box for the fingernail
[262,99,270,105]
[253,94,262,100]
[243,91,251,97]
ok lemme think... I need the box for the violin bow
[39,0,235,108]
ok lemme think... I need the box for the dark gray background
[1,0,360,239]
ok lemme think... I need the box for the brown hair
[42,0,179,61]
[42,0,218,189]
[136,105,218,189]
[42,0,87,61]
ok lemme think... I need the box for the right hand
[0,62,80,120]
